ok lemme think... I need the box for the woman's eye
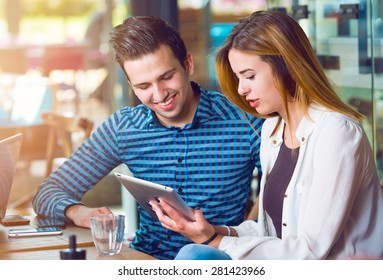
[246,75,255,80]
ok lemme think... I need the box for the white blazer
[219,105,383,259]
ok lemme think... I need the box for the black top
[263,141,299,238]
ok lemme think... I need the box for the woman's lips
[248,99,260,108]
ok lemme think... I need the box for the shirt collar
[295,104,327,142]
[269,104,326,147]
[144,82,212,130]
[190,82,212,126]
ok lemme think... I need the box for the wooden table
[0,216,94,253]
[0,245,156,260]
[0,216,156,260]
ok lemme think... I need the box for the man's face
[123,45,197,127]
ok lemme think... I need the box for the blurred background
[0,0,267,222]
[1,0,383,231]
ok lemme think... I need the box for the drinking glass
[90,214,125,256]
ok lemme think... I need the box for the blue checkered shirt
[33,82,263,259]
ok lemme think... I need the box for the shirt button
[301,137,305,142]
[272,140,277,145]
[178,187,183,193]
[282,223,287,227]
[284,194,288,198]
[177,157,183,163]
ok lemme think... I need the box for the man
[32,16,264,260]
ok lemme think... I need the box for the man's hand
[65,204,113,228]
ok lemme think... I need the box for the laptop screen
[0,133,23,220]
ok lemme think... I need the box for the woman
[150,11,383,259]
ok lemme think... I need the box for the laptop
[0,133,30,226]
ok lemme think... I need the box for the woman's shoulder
[307,107,366,144]
[314,108,362,132]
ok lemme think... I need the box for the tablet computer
[115,173,195,222]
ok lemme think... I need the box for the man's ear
[185,52,194,75]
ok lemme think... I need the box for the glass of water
[90,214,125,256]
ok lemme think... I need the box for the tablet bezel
[115,173,195,222]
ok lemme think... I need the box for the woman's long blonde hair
[215,11,363,129]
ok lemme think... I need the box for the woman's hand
[149,199,218,244]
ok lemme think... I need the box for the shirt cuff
[58,200,85,222]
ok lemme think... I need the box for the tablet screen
[115,173,195,222]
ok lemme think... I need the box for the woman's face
[228,49,284,116]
